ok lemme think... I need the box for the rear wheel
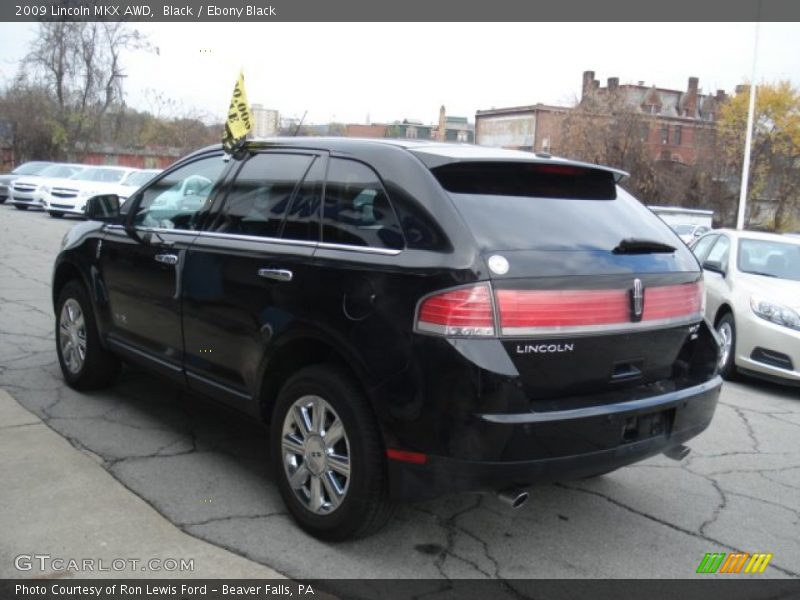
[14,204,28,210]
[271,364,394,541]
[49,211,64,218]
[716,313,738,380]
[56,281,121,390]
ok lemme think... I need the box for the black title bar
[3,0,800,22]
[4,579,800,600]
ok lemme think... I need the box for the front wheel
[56,281,121,390]
[716,313,738,380]
[271,365,394,541]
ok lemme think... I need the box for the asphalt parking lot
[1,203,798,580]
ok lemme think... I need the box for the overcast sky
[0,22,798,125]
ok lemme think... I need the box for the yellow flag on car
[222,70,254,153]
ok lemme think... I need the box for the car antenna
[293,111,307,136]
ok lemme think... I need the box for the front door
[99,152,230,380]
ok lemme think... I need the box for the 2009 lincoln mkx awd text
[52,139,722,540]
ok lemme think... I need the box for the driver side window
[132,155,226,230]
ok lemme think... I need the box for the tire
[0,196,6,204]
[271,364,394,541]
[716,312,738,380]
[49,211,64,218]
[55,280,121,390]
[14,204,28,210]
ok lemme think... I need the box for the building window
[673,126,682,146]
[640,123,649,142]
[660,125,669,144]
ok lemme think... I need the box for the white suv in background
[10,164,85,210]
[43,166,140,218]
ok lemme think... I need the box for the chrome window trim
[195,230,318,248]
[106,225,403,255]
[317,242,402,256]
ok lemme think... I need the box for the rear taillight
[416,281,703,337]
[415,284,495,336]
[497,289,629,329]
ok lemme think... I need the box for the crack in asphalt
[557,481,800,578]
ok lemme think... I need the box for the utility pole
[736,8,761,230]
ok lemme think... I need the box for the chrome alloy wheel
[59,298,87,374]
[281,395,351,515]
[718,320,733,369]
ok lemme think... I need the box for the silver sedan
[691,229,800,385]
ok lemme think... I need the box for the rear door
[181,150,323,409]
[429,161,705,402]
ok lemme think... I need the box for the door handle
[155,253,179,266]
[258,268,293,282]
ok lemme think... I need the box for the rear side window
[212,153,313,238]
[322,158,404,250]
[431,161,676,252]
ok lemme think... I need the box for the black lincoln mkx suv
[52,139,722,540]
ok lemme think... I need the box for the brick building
[579,70,726,165]
[475,103,569,153]
[476,70,729,166]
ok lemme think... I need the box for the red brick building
[476,70,729,167]
[580,71,726,165]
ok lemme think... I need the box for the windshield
[39,165,83,178]
[123,170,159,187]
[672,224,694,235]
[12,162,51,176]
[738,239,800,281]
[432,162,676,252]
[71,167,126,183]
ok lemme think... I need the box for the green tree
[718,81,800,230]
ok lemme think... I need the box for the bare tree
[17,22,148,158]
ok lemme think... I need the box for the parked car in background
[672,223,712,244]
[0,161,53,204]
[53,139,721,540]
[11,164,86,210]
[43,166,139,218]
[117,169,162,203]
[690,229,800,384]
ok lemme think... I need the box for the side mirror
[703,259,726,276]
[85,194,121,222]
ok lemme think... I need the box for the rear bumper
[388,376,721,501]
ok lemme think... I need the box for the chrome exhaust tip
[497,487,529,509]
[663,444,691,461]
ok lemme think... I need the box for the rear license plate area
[621,408,675,443]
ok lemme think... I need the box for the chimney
[715,89,727,103]
[582,70,595,98]
[438,105,446,142]
[685,76,699,117]
[607,77,619,91]
[735,84,750,95]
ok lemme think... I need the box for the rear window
[431,161,677,252]
[433,162,616,200]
